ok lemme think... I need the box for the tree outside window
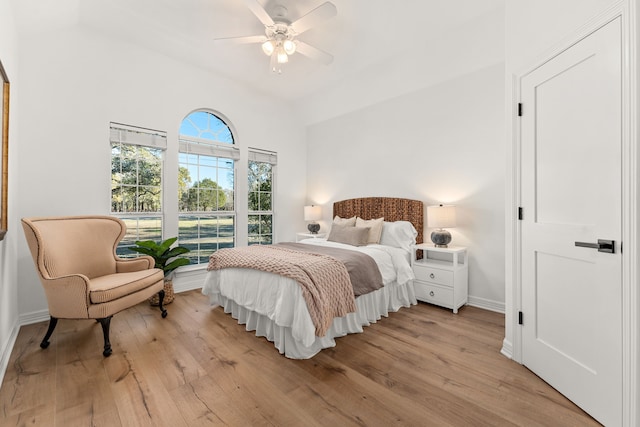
[248,151,275,245]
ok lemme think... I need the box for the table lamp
[304,205,322,234]
[427,204,456,247]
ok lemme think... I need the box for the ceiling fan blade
[243,0,274,27]
[291,2,337,34]
[214,35,266,44]
[295,41,333,65]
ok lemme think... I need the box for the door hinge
[518,103,523,116]
[518,311,523,325]
[518,207,523,220]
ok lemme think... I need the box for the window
[248,149,276,245]
[178,110,238,265]
[110,123,166,257]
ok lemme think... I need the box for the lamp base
[430,229,451,248]
[307,222,320,234]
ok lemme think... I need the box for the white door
[520,17,622,426]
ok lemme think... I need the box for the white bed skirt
[207,278,417,359]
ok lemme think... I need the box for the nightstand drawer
[413,264,453,286]
[414,282,453,307]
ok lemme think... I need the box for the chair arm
[116,255,156,273]
[41,274,92,319]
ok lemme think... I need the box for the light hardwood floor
[0,290,599,426]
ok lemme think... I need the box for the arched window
[179,110,234,144]
[178,110,238,264]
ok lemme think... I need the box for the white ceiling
[12,0,505,103]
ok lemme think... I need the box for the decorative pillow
[333,215,356,227]
[355,217,384,244]
[327,224,370,246]
[380,220,418,252]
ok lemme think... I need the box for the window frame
[109,122,167,257]
[178,110,238,265]
[248,148,277,246]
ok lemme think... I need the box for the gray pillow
[327,224,370,246]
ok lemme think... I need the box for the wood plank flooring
[0,290,599,426]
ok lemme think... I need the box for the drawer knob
[429,273,435,279]
[429,291,435,297]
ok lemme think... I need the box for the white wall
[305,8,506,309]
[296,6,505,126]
[306,62,505,309]
[16,25,307,319]
[0,0,21,385]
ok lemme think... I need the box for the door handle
[574,239,615,253]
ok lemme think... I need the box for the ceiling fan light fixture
[261,40,275,56]
[276,49,289,64]
[219,0,337,73]
[283,39,296,55]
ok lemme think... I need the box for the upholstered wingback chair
[22,216,167,357]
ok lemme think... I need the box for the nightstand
[296,232,327,242]
[411,244,468,313]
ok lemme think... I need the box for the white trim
[0,320,19,388]
[110,122,167,150]
[173,268,207,293]
[504,72,522,363]
[20,309,50,326]
[500,338,513,360]
[623,1,638,425]
[248,148,278,165]
[467,295,504,314]
[506,2,637,425]
[179,138,240,160]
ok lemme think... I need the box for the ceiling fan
[216,0,337,73]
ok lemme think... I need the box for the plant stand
[149,280,175,306]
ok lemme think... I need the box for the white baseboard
[501,338,513,359]
[467,295,505,313]
[20,309,50,326]
[173,267,206,294]
[0,320,20,388]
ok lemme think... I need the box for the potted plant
[129,237,191,305]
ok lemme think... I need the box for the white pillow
[333,215,356,226]
[380,221,417,252]
[356,217,384,244]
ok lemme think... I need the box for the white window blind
[248,148,277,165]
[110,122,167,150]
[179,138,240,160]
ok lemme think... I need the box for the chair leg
[158,289,168,318]
[40,316,58,349]
[98,316,113,357]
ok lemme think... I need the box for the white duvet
[201,239,416,355]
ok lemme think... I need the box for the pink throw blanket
[207,245,356,336]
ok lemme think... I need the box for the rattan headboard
[333,197,424,245]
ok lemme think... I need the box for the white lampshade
[283,39,296,55]
[427,204,456,229]
[276,49,289,64]
[304,205,322,221]
[262,40,275,56]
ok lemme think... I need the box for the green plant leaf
[130,237,190,275]
[163,258,191,277]
[165,258,190,271]
[134,240,160,250]
[158,237,177,254]
[165,247,190,258]
[128,246,156,257]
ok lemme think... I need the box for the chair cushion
[90,269,164,304]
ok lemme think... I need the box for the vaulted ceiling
[12,0,505,105]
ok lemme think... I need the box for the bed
[201,197,424,358]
